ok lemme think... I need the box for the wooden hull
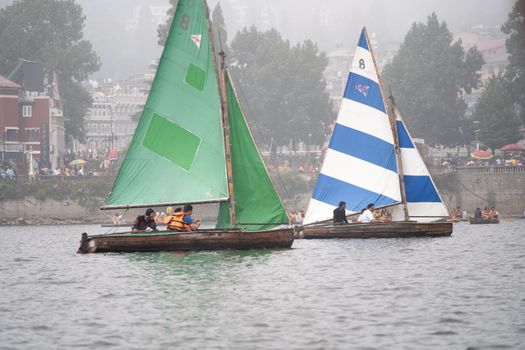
[78,228,294,253]
[302,222,453,239]
[469,218,500,224]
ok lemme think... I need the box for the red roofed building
[475,38,507,81]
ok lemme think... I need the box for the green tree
[230,26,334,145]
[473,74,521,151]
[157,0,177,46]
[0,0,100,142]
[212,3,227,51]
[382,13,484,146]
[502,0,525,123]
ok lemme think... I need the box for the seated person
[167,204,201,232]
[489,207,499,219]
[474,208,482,219]
[132,208,158,232]
[380,208,392,222]
[356,208,366,223]
[359,203,377,223]
[333,201,348,225]
[482,207,490,220]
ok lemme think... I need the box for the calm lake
[1,222,524,349]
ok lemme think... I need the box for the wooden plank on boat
[302,222,453,239]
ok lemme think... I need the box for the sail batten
[303,28,401,225]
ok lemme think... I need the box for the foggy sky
[2,0,515,79]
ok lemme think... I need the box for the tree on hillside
[212,3,227,51]
[473,75,521,151]
[502,0,525,123]
[157,0,176,46]
[382,13,484,146]
[0,0,100,142]
[230,26,334,145]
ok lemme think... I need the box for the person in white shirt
[356,208,366,223]
[360,203,376,223]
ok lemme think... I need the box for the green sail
[218,73,289,230]
[104,0,228,208]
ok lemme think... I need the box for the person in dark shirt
[333,201,348,225]
[474,207,482,219]
[132,208,158,232]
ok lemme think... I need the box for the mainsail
[394,112,449,221]
[217,72,289,230]
[303,28,401,225]
[104,0,228,209]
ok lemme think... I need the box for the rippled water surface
[1,222,524,349]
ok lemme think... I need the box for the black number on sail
[181,14,190,30]
[359,59,366,69]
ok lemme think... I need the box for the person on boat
[167,204,201,232]
[482,207,490,220]
[333,201,348,225]
[356,208,367,223]
[474,208,482,219]
[132,208,158,232]
[163,207,173,224]
[490,207,499,219]
[360,204,377,223]
[379,208,392,222]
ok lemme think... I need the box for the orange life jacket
[167,212,192,232]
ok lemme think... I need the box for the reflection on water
[0,222,524,349]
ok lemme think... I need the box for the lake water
[1,222,524,349]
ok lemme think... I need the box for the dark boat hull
[469,218,500,224]
[302,222,453,239]
[78,228,294,253]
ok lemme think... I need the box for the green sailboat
[78,0,293,253]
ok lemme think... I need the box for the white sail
[304,28,401,225]
[393,112,449,222]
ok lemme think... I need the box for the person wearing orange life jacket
[167,204,201,232]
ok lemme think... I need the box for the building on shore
[0,73,52,172]
[454,31,509,110]
[81,64,154,154]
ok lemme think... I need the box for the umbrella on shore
[499,143,524,152]
[69,159,86,166]
[470,150,493,160]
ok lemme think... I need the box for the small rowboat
[469,217,500,225]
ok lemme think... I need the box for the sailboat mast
[205,1,236,226]
[363,28,410,221]
[388,97,410,221]
[219,52,237,226]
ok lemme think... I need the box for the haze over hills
[1,0,515,79]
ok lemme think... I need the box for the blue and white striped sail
[304,28,401,225]
[391,112,449,222]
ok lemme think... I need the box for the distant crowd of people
[437,154,524,168]
[0,165,17,181]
